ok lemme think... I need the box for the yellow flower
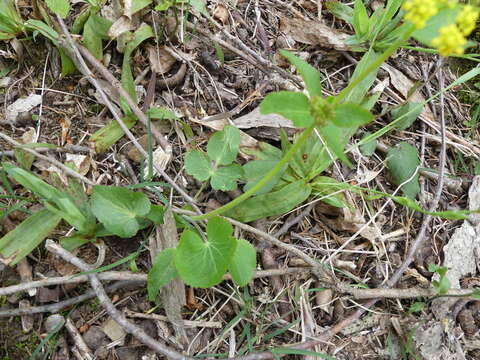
[456,5,479,36]
[432,23,467,56]
[403,0,438,29]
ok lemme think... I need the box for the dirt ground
[1,0,480,359]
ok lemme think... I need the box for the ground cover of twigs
[2,0,480,359]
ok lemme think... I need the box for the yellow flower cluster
[457,5,479,35]
[403,0,438,29]
[403,0,479,57]
[432,24,466,56]
[431,4,479,56]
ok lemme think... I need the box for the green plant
[428,264,451,295]
[0,164,163,264]
[148,216,256,300]
[185,125,244,192]
[326,0,407,52]
[0,0,23,40]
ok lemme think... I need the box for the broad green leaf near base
[148,248,178,301]
[279,50,322,97]
[91,185,151,238]
[207,125,241,166]
[175,217,236,288]
[391,102,422,131]
[319,124,352,167]
[260,91,314,128]
[225,180,312,223]
[185,150,213,181]
[332,103,373,128]
[243,160,285,195]
[0,209,61,265]
[83,13,112,60]
[90,115,137,153]
[228,239,256,286]
[387,142,420,199]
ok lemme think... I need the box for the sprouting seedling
[428,264,451,295]
[185,125,244,191]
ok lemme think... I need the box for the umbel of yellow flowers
[402,0,479,56]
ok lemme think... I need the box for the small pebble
[44,314,65,332]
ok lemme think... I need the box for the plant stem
[334,25,415,104]
[191,124,316,221]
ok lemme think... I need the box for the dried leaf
[279,17,350,50]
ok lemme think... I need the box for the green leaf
[155,0,174,11]
[353,0,369,38]
[24,20,59,45]
[189,0,208,16]
[343,49,380,104]
[91,185,151,238]
[45,0,70,18]
[210,164,243,191]
[387,142,420,199]
[243,160,284,195]
[391,102,423,131]
[0,209,61,265]
[72,8,90,34]
[59,48,76,78]
[228,239,256,286]
[429,264,451,295]
[121,24,154,107]
[185,150,213,182]
[260,91,314,128]
[412,8,459,47]
[147,106,178,120]
[408,302,426,314]
[146,204,165,225]
[207,125,241,166]
[325,0,354,23]
[83,13,112,60]
[471,289,480,300]
[148,248,178,301]
[13,148,34,170]
[279,50,322,97]
[319,124,352,167]
[359,131,377,156]
[131,0,152,14]
[175,217,237,288]
[332,103,373,128]
[90,116,137,153]
[310,176,347,208]
[225,180,312,223]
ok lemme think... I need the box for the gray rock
[83,325,107,351]
[44,314,65,332]
[116,347,139,360]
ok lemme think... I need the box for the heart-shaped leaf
[260,91,314,128]
[207,125,241,166]
[185,150,213,181]
[91,186,151,238]
[148,248,178,301]
[175,217,236,288]
[210,164,244,191]
[228,239,256,286]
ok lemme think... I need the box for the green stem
[191,124,316,221]
[334,25,415,104]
